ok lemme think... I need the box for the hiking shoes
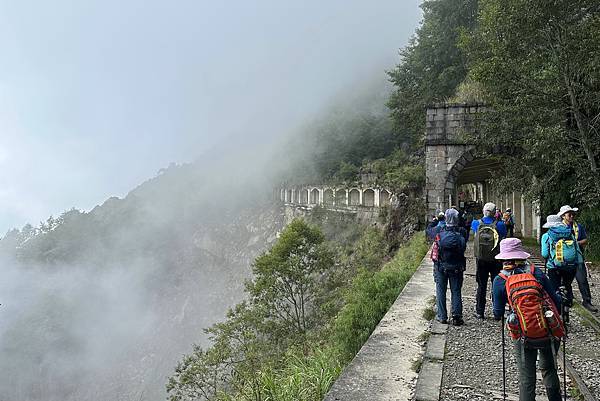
[452,317,464,326]
[473,312,484,320]
[583,302,598,313]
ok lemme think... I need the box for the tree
[387,0,479,150]
[167,219,334,400]
[246,219,333,338]
[464,0,600,206]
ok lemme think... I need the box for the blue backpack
[549,236,579,269]
[436,228,466,271]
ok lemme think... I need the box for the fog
[0,0,421,231]
[0,1,422,400]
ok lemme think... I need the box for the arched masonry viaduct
[279,186,393,209]
[425,103,541,238]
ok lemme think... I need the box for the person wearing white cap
[558,205,597,312]
[541,215,576,321]
[471,202,508,319]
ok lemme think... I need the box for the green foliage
[280,99,398,185]
[247,219,334,339]
[371,149,425,193]
[167,213,429,401]
[167,219,337,401]
[334,161,360,184]
[387,0,478,149]
[463,0,600,207]
[220,346,343,401]
[332,235,428,361]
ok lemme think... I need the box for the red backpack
[499,264,564,348]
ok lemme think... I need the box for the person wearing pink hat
[491,238,562,401]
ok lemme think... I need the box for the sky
[0,0,422,232]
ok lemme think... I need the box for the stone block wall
[425,103,482,217]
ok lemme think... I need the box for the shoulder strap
[498,272,508,280]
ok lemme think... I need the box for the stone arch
[335,189,347,206]
[310,188,320,204]
[301,189,309,204]
[379,189,390,206]
[287,189,293,203]
[323,188,334,206]
[363,189,375,207]
[349,189,360,206]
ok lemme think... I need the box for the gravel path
[438,242,582,401]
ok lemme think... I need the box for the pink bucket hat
[495,238,531,260]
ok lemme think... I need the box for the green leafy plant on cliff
[332,234,429,361]
[167,218,429,401]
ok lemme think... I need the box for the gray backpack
[474,220,499,261]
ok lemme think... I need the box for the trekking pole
[501,312,507,401]
[559,286,567,401]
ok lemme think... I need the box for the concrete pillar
[523,200,533,238]
[374,188,380,207]
[513,192,522,236]
[346,189,349,207]
[359,189,363,206]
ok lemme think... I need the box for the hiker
[433,208,467,326]
[492,238,563,401]
[472,202,507,319]
[558,205,598,312]
[503,208,515,238]
[495,208,503,221]
[435,211,446,229]
[541,214,577,322]
[426,215,439,242]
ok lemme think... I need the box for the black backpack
[474,220,499,261]
[437,228,467,271]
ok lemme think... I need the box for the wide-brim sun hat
[542,214,563,228]
[495,238,531,260]
[558,205,579,217]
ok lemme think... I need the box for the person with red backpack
[492,238,563,401]
[433,208,468,325]
[472,202,507,319]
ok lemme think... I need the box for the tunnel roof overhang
[455,158,503,185]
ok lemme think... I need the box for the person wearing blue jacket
[492,238,562,401]
[540,214,577,313]
[558,205,597,312]
[471,202,508,319]
[434,208,468,326]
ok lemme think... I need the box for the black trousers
[475,258,502,316]
[506,224,514,238]
[547,267,576,307]
[575,262,593,304]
